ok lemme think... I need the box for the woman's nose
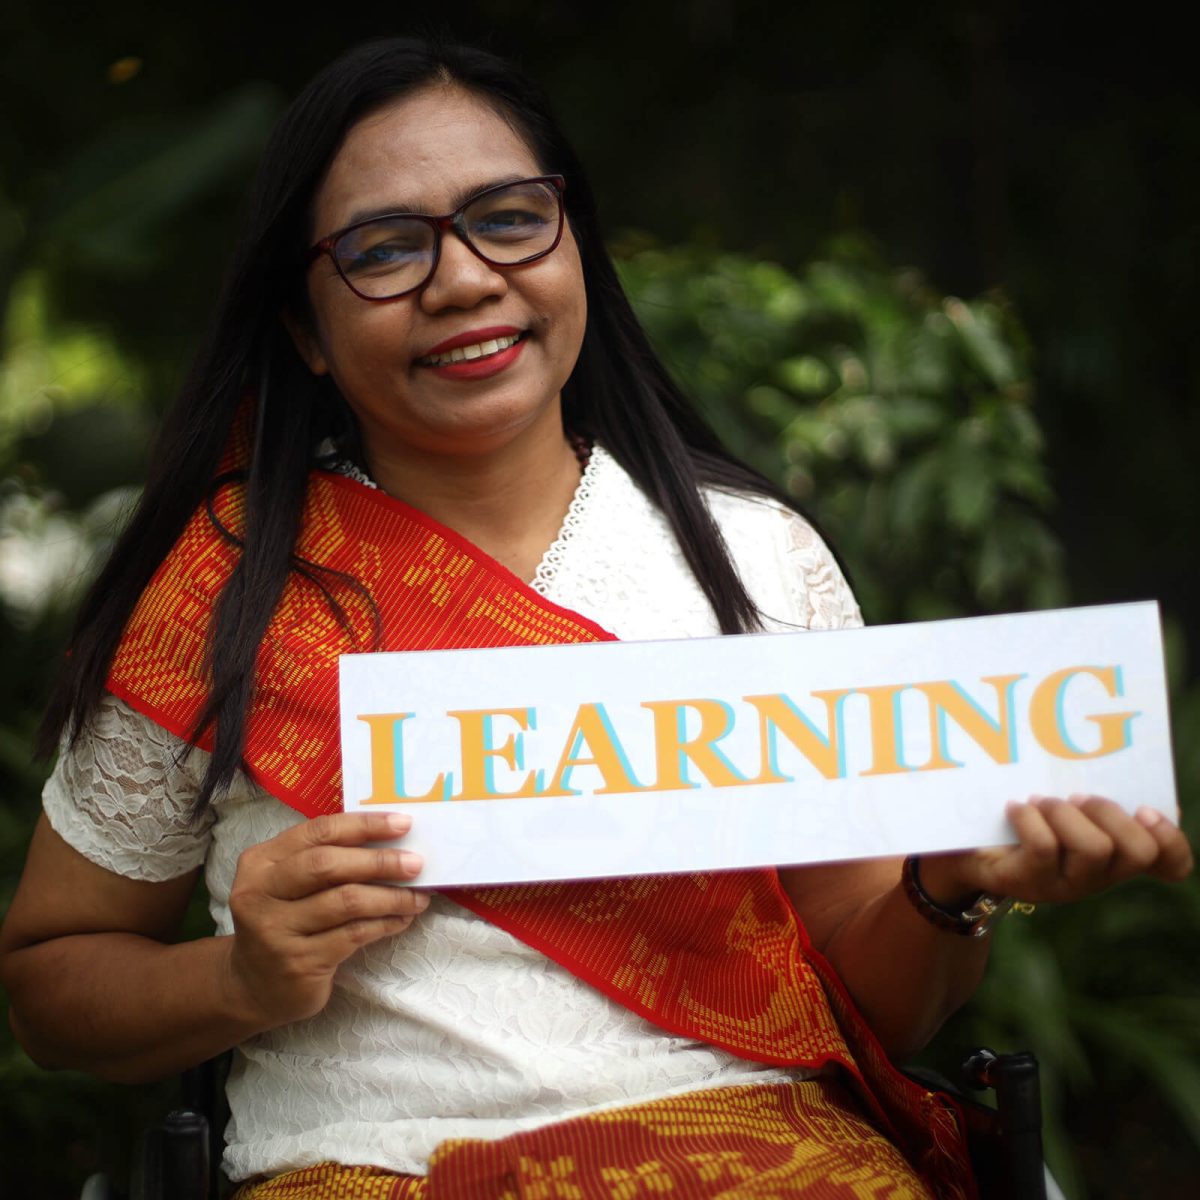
[419,230,507,312]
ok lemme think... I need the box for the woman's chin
[363,400,565,466]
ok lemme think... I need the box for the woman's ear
[281,308,329,376]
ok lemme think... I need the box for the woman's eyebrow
[340,174,534,228]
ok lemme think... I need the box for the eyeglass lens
[333,179,562,299]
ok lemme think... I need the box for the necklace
[566,430,592,471]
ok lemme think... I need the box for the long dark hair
[38,36,804,810]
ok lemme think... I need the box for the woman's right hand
[0,812,425,1081]
[225,811,427,1029]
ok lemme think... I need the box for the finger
[307,912,425,960]
[1136,807,1196,882]
[1034,797,1118,891]
[286,883,431,935]
[1067,796,1160,878]
[998,798,1062,887]
[268,812,414,860]
[960,800,1054,897]
[271,844,424,901]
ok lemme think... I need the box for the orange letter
[857,684,913,776]
[641,699,748,790]
[1029,666,1138,759]
[448,708,540,801]
[743,691,853,782]
[910,675,1026,770]
[541,703,644,796]
[356,712,451,804]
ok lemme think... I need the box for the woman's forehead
[312,85,543,232]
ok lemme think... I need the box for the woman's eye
[472,209,548,238]
[343,240,425,274]
[336,219,431,275]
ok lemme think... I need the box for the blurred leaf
[943,297,1019,389]
[777,355,834,395]
[1,271,147,460]
[19,406,152,506]
[41,85,278,274]
[1074,998,1200,1145]
[945,451,995,532]
[621,240,1063,624]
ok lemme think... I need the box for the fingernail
[386,814,411,833]
[1135,806,1164,828]
[400,851,424,873]
[413,891,431,910]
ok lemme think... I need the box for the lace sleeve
[42,693,214,881]
[778,510,863,632]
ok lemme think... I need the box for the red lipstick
[415,326,527,381]
[417,326,523,359]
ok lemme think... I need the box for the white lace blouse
[42,445,862,1182]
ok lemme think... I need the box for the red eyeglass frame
[304,174,567,301]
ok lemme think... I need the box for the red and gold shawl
[106,423,977,1199]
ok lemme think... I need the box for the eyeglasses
[305,175,566,301]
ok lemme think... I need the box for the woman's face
[293,85,587,465]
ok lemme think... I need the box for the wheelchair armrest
[961,1048,1047,1200]
[129,1108,211,1200]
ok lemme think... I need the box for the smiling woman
[290,88,586,526]
[0,35,1190,1200]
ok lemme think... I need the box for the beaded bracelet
[900,855,1027,938]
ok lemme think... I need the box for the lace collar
[316,441,610,595]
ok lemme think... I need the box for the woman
[0,37,1190,1199]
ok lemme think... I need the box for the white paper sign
[339,602,1176,886]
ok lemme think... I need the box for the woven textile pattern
[108,467,611,818]
[233,1078,937,1199]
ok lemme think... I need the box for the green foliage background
[2,3,1197,1196]
[620,243,1200,1198]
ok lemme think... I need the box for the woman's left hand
[919,795,1194,906]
